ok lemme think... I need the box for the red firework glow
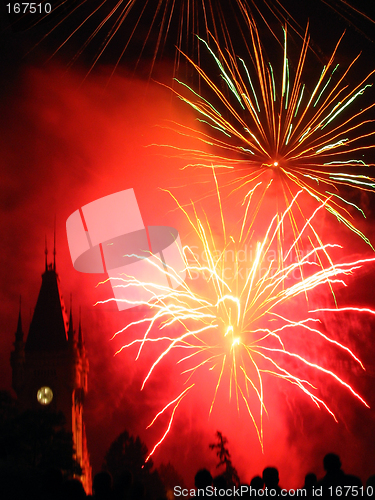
[95,180,375,464]
[2,5,375,485]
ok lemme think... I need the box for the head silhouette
[262,467,279,488]
[250,475,264,490]
[323,454,342,473]
[213,475,227,490]
[195,469,213,489]
[93,471,113,498]
[61,478,86,499]
[304,473,318,488]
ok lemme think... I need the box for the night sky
[1,0,375,489]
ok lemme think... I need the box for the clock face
[37,386,53,405]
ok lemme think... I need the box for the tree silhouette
[0,390,81,499]
[103,430,165,500]
[209,431,240,487]
[0,390,18,426]
[0,391,80,473]
[158,462,186,498]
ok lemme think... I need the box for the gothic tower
[10,252,92,493]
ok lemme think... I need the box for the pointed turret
[68,294,76,348]
[25,260,69,352]
[78,308,84,350]
[15,297,24,343]
[53,218,56,271]
[11,299,25,393]
[45,235,48,272]
[68,308,73,338]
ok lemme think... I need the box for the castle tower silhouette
[10,248,92,493]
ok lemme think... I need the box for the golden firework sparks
[96,182,374,461]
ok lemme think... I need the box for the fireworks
[165,20,375,245]
[32,0,295,77]
[35,1,374,75]
[31,0,340,81]
[47,0,375,467]
[96,182,375,461]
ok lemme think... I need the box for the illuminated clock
[37,386,53,405]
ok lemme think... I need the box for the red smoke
[1,60,375,490]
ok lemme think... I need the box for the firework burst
[28,0,294,75]
[162,19,375,246]
[28,0,337,81]
[96,182,375,461]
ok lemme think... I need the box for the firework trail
[96,182,375,461]
[27,0,345,81]
[159,19,375,247]
[27,0,298,76]
[21,1,374,83]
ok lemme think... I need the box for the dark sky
[1,0,375,488]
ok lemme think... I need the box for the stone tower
[10,252,92,493]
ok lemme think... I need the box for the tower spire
[26,252,69,351]
[16,296,23,342]
[78,307,84,349]
[68,293,74,344]
[53,217,56,271]
[45,235,48,271]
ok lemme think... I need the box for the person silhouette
[318,453,362,499]
[250,475,264,493]
[61,478,87,500]
[366,475,375,498]
[195,469,213,496]
[303,473,318,499]
[93,471,113,499]
[262,467,282,496]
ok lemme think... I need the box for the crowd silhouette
[2,452,374,500]
[192,455,375,500]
